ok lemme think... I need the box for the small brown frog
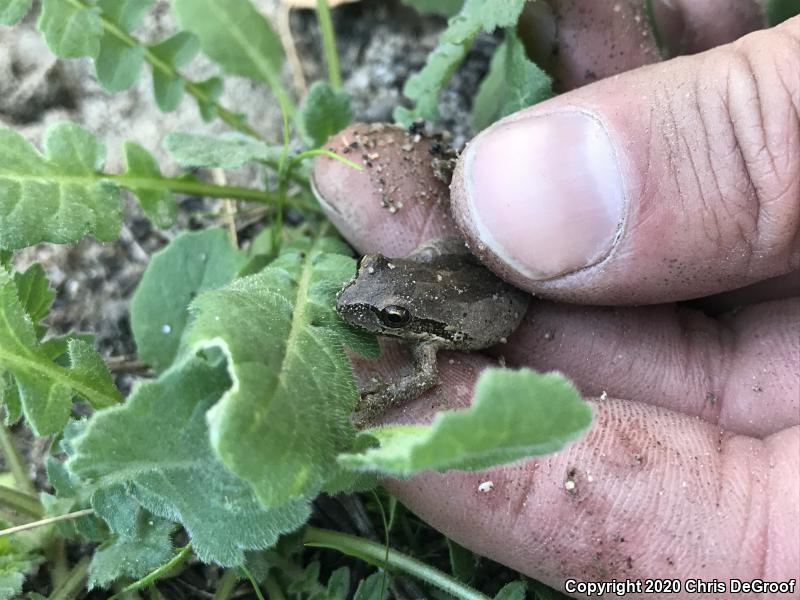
[336,236,529,423]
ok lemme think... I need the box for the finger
[518,0,764,90]
[311,123,458,257]
[378,368,800,594]
[501,298,800,438]
[451,18,800,304]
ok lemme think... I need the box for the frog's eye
[379,305,411,328]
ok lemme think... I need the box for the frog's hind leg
[353,342,439,427]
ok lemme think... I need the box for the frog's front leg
[354,341,440,427]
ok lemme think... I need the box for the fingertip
[312,123,458,257]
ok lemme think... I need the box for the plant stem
[110,543,193,600]
[46,538,70,591]
[264,575,286,600]
[304,527,492,600]
[0,508,94,537]
[49,555,90,600]
[0,422,35,496]
[0,484,43,518]
[68,0,260,138]
[103,174,320,214]
[292,148,362,172]
[211,569,239,600]
[315,0,342,90]
[241,565,266,600]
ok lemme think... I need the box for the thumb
[452,16,800,305]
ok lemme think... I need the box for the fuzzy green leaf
[186,233,378,508]
[13,264,54,325]
[37,0,102,58]
[148,31,200,112]
[395,0,526,125]
[442,0,525,44]
[172,0,285,94]
[0,371,22,426]
[0,524,44,600]
[67,359,311,566]
[300,82,353,147]
[88,485,175,589]
[93,0,152,92]
[130,229,246,373]
[472,32,552,130]
[164,132,282,169]
[122,142,177,227]
[0,122,121,250]
[0,0,32,25]
[0,269,121,434]
[339,369,591,476]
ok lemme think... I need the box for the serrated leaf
[442,0,525,44]
[130,229,246,372]
[395,0,526,125]
[0,269,121,434]
[394,42,468,126]
[93,0,153,92]
[300,82,353,147]
[193,76,224,121]
[0,122,122,250]
[0,0,32,25]
[37,0,102,58]
[67,359,312,566]
[122,142,177,227]
[88,485,175,589]
[472,32,552,130]
[13,264,54,325]
[186,233,378,507]
[494,580,526,600]
[400,0,462,17]
[172,0,285,93]
[149,31,200,112]
[164,132,282,169]
[339,369,591,476]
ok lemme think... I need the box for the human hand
[312,6,799,597]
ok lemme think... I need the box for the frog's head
[336,253,420,339]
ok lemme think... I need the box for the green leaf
[37,0,102,58]
[447,539,476,584]
[353,572,389,600]
[164,132,281,169]
[0,122,122,250]
[494,580,526,600]
[300,82,353,147]
[130,229,246,372]
[400,0,463,17]
[472,32,552,131]
[186,233,378,507]
[0,522,44,600]
[67,359,311,566]
[442,0,525,44]
[0,269,121,434]
[172,0,287,104]
[0,0,32,25]
[13,264,54,325]
[93,0,152,92]
[122,142,177,227]
[326,566,350,598]
[148,31,200,112]
[339,369,591,476]
[764,0,800,24]
[0,371,22,426]
[193,76,225,121]
[88,485,175,589]
[395,0,527,125]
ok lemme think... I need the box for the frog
[336,236,530,424]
